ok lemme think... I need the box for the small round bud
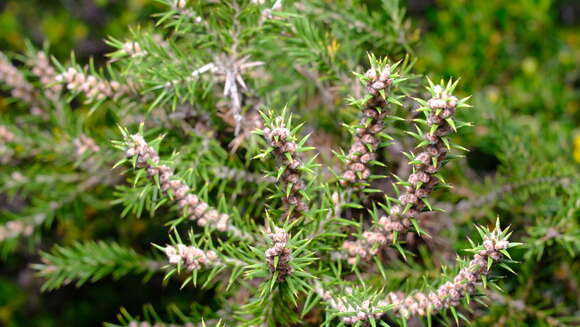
[447,96,458,108]
[363,109,378,118]
[367,86,378,95]
[365,68,378,81]
[425,133,439,143]
[399,193,418,205]
[361,168,371,179]
[495,240,509,250]
[427,113,443,125]
[342,170,356,183]
[350,162,365,172]
[415,188,430,198]
[371,81,385,90]
[360,152,376,164]
[439,107,456,119]
[361,134,376,145]
[369,122,384,134]
[483,239,495,251]
[282,142,297,153]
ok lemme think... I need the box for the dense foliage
[0,0,578,326]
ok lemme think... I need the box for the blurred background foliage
[0,0,578,326]
[0,0,160,59]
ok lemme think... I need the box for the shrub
[0,1,577,326]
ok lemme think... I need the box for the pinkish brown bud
[399,193,418,205]
[365,68,378,81]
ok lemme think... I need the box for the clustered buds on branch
[164,244,220,271]
[124,134,231,232]
[0,52,38,105]
[0,125,16,163]
[0,219,33,241]
[29,51,62,100]
[377,83,459,232]
[170,0,203,23]
[342,80,465,262]
[0,213,46,242]
[315,283,385,325]
[0,0,529,323]
[55,67,128,102]
[262,120,308,220]
[384,232,510,318]
[121,42,147,58]
[324,226,513,324]
[265,227,292,281]
[342,66,393,187]
[0,125,15,143]
[74,135,100,157]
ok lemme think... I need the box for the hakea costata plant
[0,8,520,325]
[89,56,520,326]
[0,20,520,324]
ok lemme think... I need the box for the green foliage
[32,241,160,291]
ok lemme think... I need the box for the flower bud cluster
[0,125,15,143]
[387,237,509,318]
[0,53,37,104]
[342,85,461,262]
[73,135,100,156]
[315,282,385,325]
[55,67,128,102]
[164,244,219,271]
[342,67,393,187]
[0,125,16,164]
[341,231,385,264]
[265,227,293,281]
[335,234,511,324]
[125,134,230,232]
[0,220,33,241]
[262,124,308,219]
[171,0,203,23]
[378,87,458,231]
[122,41,147,57]
[384,235,510,318]
[0,214,45,241]
[29,51,62,100]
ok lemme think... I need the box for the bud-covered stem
[55,67,129,103]
[0,214,45,242]
[0,51,46,118]
[163,244,220,271]
[0,52,37,104]
[379,80,462,234]
[383,234,510,319]
[123,133,249,239]
[341,67,393,185]
[265,227,293,281]
[342,79,468,262]
[261,117,309,220]
[28,51,62,100]
[341,59,399,188]
[314,281,386,325]
[328,225,513,324]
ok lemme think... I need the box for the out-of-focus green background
[0,0,578,326]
